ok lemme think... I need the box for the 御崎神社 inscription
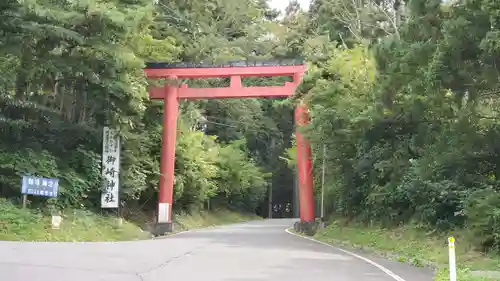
[101,127,121,208]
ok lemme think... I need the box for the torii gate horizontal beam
[148,83,297,100]
[144,65,306,79]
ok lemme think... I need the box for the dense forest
[2,0,500,252]
[0,0,300,219]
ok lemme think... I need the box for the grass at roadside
[174,209,261,231]
[313,219,500,281]
[0,198,260,242]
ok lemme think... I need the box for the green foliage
[173,209,261,231]
[303,0,500,255]
[434,268,489,281]
[0,0,293,220]
[214,140,269,212]
[464,188,500,252]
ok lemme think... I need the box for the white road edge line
[284,228,407,281]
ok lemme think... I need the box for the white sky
[268,0,311,11]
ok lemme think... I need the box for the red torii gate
[144,62,315,233]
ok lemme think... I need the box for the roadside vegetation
[0,198,258,242]
[291,1,500,281]
[314,219,496,281]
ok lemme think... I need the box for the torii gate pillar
[295,103,315,224]
[156,81,179,233]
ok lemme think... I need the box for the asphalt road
[0,219,433,281]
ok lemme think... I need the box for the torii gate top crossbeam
[144,61,306,79]
[144,60,306,100]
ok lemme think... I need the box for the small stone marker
[51,215,62,229]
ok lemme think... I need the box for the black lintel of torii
[145,58,305,69]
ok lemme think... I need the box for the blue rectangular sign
[21,176,59,198]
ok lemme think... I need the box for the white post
[320,144,326,219]
[448,237,457,281]
[101,127,121,209]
